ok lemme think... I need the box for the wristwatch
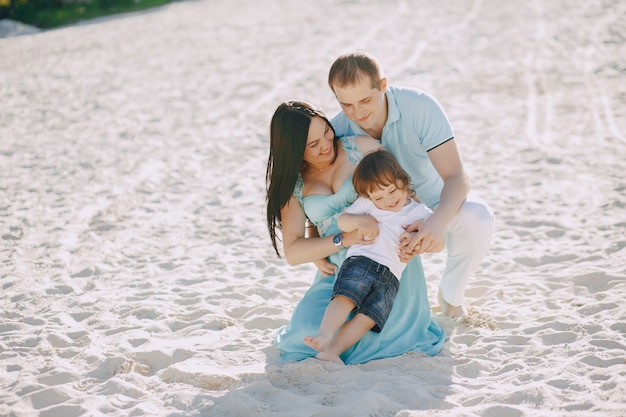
[332,233,344,248]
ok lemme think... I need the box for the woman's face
[367,181,409,212]
[303,116,335,167]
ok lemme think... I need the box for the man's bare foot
[303,334,331,352]
[438,289,466,319]
[316,351,345,365]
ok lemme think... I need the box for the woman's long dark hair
[265,101,337,257]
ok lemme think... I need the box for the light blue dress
[274,136,446,365]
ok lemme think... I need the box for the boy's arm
[338,213,379,240]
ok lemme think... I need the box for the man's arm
[401,139,469,255]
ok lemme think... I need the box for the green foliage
[2,0,172,29]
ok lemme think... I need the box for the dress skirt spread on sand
[274,136,446,365]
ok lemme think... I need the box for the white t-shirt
[343,197,432,279]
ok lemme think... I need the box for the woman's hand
[313,258,338,277]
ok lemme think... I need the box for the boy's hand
[341,228,377,248]
[355,214,380,241]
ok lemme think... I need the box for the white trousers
[435,192,495,306]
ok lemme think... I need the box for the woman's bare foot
[303,334,331,352]
[438,289,466,319]
[316,351,345,365]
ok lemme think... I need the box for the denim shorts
[333,255,399,333]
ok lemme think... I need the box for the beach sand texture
[1,0,625,416]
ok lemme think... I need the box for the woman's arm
[281,195,374,266]
[280,195,340,265]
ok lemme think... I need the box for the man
[328,51,495,318]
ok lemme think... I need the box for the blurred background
[0,0,172,29]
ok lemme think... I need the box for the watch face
[333,234,342,245]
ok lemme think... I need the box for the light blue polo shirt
[331,86,454,207]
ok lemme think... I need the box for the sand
[1,0,625,416]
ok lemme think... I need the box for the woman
[266,101,445,365]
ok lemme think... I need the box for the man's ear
[380,77,388,92]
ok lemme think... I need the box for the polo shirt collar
[384,88,400,128]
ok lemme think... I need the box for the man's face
[332,76,387,134]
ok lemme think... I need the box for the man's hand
[399,217,445,261]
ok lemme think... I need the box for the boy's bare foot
[304,335,344,364]
[303,334,331,352]
[438,289,466,319]
[316,351,345,365]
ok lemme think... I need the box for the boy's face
[367,182,409,212]
[332,76,387,135]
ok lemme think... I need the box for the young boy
[304,149,433,364]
